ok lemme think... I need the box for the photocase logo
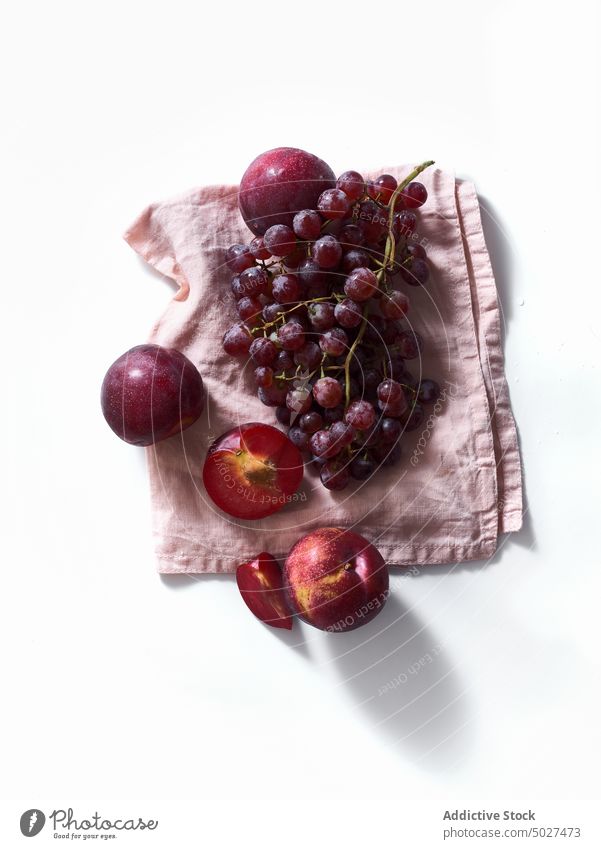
[19,809,46,837]
[19,806,159,838]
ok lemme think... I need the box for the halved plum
[202,422,304,520]
[236,552,294,630]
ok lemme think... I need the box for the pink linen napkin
[124,165,522,573]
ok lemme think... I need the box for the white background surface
[1,0,600,844]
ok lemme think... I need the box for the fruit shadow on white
[478,194,515,331]
[477,195,535,557]
[405,500,536,580]
[160,573,312,658]
[325,592,473,770]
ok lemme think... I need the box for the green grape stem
[342,159,434,410]
[344,304,369,408]
[376,159,435,285]
[252,295,337,334]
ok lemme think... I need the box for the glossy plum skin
[202,422,304,520]
[101,344,204,446]
[283,528,389,632]
[239,147,336,235]
[236,552,294,630]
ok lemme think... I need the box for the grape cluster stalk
[222,161,442,491]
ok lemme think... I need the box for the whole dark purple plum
[101,344,204,446]
[239,147,335,235]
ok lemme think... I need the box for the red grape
[276,405,291,425]
[309,429,340,459]
[400,181,428,209]
[406,243,427,260]
[329,420,355,449]
[286,388,312,414]
[317,188,352,220]
[255,366,273,387]
[278,321,305,351]
[226,244,254,273]
[293,209,322,240]
[272,274,300,303]
[258,382,288,406]
[249,237,271,260]
[362,368,381,396]
[380,417,402,443]
[339,223,364,248]
[275,350,295,372]
[294,341,322,370]
[320,460,350,490]
[418,379,441,404]
[313,235,342,269]
[283,245,305,269]
[262,302,284,322]
[298,257,326,288]
[368,174,397,204]
[230,276,243,297]
[319,327,348,356]
[351,454,376,480]
[344,267,379,302]
[358,200,388,242]
[288,307,309,326]
[378,394,408,417]
[364,314,386,343]
[377,379,403,405]
[401,257,430,286]
[394,210,417,237]
[307,280,330,299]
[336,170,366,201]
[381,291,410,319]
[300,411,323,433]
[288,426,310,451]
[342,248,371,274]
[264,224,297,257]
[223,323,252,355]
[250,337,277,366]
[308,301,336,331]
[237,295,263,324]
[372,441,402,466]
[335,298,363,328]
[345,400,376,430]
[238,265,269,297]
[313,377,343,408]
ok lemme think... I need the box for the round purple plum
[101,344,205,446]
[239,147,336,235]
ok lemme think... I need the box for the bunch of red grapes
[222,163,441,491]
